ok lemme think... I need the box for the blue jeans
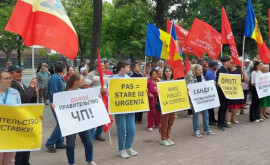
[192,110,210,132]
[66,130,93,164]
[90,126,103,140]
[46,108,64,147]
[115,113,136,151]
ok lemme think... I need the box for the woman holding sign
[226,60,248,124]
[187,64,215,138]
[259,65,270,119]
[0,70,21,165]
[159,66,176,146]
[64,73,96,165]
[250,61,263,123]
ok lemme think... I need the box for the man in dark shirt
[216,56,231,131]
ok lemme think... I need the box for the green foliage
[38,48,48,58]
[48,54,58,63]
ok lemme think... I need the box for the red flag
[221,7,242,67]
[166,20,184,79]
[269,9,270,39]
[257,42,270,64]
[166,19,204,58]
[97,49,113,132]
[184,54,190,75]
[5,0,78,60]
[185,18,221,60]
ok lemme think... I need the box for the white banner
[187,80,220,113]
[53,88,110,137]
[255,72,270,99]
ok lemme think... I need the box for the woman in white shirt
[249,61,263,123]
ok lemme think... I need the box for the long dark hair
[66,73,81,90]
[251,61,262,72]
[163,65,174,80]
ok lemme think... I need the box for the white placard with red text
[255,72,270,99]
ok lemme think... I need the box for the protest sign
[218,73,244,99]
[188,80,220,113]
[255,72,270,98]
[157,80,190,114]
[109,78,149,114]
[0,104,44,152]
[54,87,110,137]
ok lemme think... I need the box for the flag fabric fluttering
[97,49,113,132]
[5,0,78,60]
[166,19,204,58]
[185,18,221,60]
[166,21,184,79]
[145,23,178,60]
[221,7,242,67]
[244,0,270,63]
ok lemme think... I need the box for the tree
[90,0,102,71]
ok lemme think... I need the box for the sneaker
[45,144,56,153]
[231,120,239,124]
[193,130,202,138]
[126,148,138,156]
[259,118,263,122]
[55,144,66,149]
[226,122,231,125]
[118,150,129,159]
[95,135,105,141]
[217,125,225,131]
[252,119,260,123]
[204,130,215,135]
[209,121,216,126]
[148,128,154,132]
[189,115,193,118]
[223,124,231,128]
[87,161,97,165]
[166,139,175,145]
[160,140,171,146]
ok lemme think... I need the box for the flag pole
[241,36,246,69]
[108,130,112,145]
[32,46,35,76]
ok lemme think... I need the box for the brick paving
[31,103,270,165]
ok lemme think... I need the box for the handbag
[155,97,161,112]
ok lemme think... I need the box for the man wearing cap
[205,61,218,125]
[37,65,50,104]
[8,65,38,165]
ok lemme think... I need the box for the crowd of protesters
[1,54,270,165]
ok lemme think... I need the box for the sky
[104,0,112,4]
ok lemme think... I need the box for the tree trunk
[6,49,12,62]
[90,0,102,71]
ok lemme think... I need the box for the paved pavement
[29,102,270,165]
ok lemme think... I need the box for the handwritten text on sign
[188,80,220,113]
[218,73,244,99]
[0,104,44,152]
[157,80,190,114]
[255,72,270,99]
[54,87,110,137]
[109,78,149,114]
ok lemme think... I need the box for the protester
[86,60,108,141]
[205,61,218,125]
[259,64,270,119]
[80,67,88,79]
[202,61,209,77]
[185,64,197,118]
[155,60,164,72]
[36,63,42,73]
[216,56,231,131]
[160,66,177,145]
[143,62,151,77]
[226,60,248,124]
[63,73,96,165]
[187,64,215,138]
[242,59,251,114]
[112,61,118,74]
[78,60,85,72]
[147,69,161,132]
[8,65,37,165]
[6,61,13,70]
[131,62,144,124]
[104,60,113,76]
[64,66,75,81]
[0,70,21,165]
[113,60,137,159]
[37,65,50,104]
[48,65,55,76]
[157,68,163,80]
[249,61,263,123]
[45,62,67,153]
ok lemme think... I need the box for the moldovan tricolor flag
[185,18,221,60]
[5,0,78,60]
[221,7,242,67]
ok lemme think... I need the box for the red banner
[185,18,221,60]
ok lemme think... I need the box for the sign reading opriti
[188,80,220,113]
[218,73,244,99]
[109,78,149,114]
[255,72,270,98]
[157,80,190,114]
[54,87,110,137]
[0,104,44,152]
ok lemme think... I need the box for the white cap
[245,59,250,62]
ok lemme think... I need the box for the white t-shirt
[251,70,262,84]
